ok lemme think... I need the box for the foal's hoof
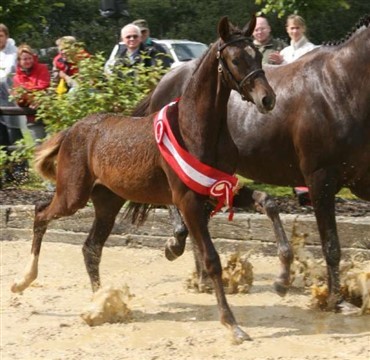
[11,281,26,293]
[164,238,185,261]
[273,280,290,297]
[231,326,252,344]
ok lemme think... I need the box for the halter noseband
[217,37,265,101]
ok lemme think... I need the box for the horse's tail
[33,130,68,182]
[122,202,157,226]
[131,90,154,117]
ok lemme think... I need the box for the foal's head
[217,16,276,113]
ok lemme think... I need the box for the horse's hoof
[338,301,361,315]
[273,280,289,297]
[326,294,343,312]
[231,326,252,344]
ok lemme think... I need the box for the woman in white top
[269,14,316,65]
[0,24,17,83]
[270,15,317,204]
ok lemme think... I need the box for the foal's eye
[244,46,256,58]
[232,59,239,66]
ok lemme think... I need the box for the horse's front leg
[177,191,251,343]
[309,168,342,310]
[234,187,293,296]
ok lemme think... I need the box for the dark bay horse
[134,14,370,311]
[11,16,277,343]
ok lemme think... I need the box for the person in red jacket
[12,44,50,139]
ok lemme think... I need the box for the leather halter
[217,37,265,101]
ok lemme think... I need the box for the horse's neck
[335,26,370,78]
[177,45,231,161]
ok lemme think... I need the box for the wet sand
[1,240,369,360]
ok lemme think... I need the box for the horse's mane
[324,14,370,46]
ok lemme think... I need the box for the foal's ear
[218,16,232,41]
[242,14,257,37]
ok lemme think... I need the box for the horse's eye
[232,59,239,66]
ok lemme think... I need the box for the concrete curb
[1,205,369,259]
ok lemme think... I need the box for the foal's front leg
[178,192,251,343]
[164,205,189,261]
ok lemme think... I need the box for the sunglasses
[125,34,139,40]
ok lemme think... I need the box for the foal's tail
[33,130,68,182]
[122,202,156,226]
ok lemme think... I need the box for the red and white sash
[154,99,240,220]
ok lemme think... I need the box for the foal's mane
[324,14,370,46]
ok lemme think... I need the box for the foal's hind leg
[11,201,51,293]
[237,187,294,296]
[11,184,91,293]
[82,185,125,292]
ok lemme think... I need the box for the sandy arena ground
[1,240,369,360]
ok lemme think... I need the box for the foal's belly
[92,142,173,204]
[107,169,173,205]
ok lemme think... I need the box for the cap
[133,19,149,31]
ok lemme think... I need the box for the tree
[255,0,350,18]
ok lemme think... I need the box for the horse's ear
[218,16,231,41]
[242,14,257,37]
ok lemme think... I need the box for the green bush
[1,53,168,181]
[36,53,168,133]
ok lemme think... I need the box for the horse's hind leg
[164,205,189,261]
[309,169,342,310]
[234,187,293,296]
[82,185,125,292]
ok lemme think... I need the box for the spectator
[269,14,317,65]
[132,19,173,68]
[104,24,167,74]
[252,16,287,65]
[0,23,23,155]
[52,36,90,92]
[0,24,17,82]
[12,44,50,140]
[0,24,28,185]
[269,14,317,205]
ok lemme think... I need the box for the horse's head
[217,15,276,114]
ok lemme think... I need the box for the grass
[238,177,358,200]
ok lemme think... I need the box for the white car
[154,39,209,68]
